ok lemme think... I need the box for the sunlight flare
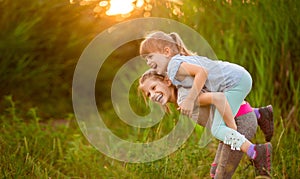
[106,0,136,16]
[136,0,144,8]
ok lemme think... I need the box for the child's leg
[209,72,271,176]
[210,142,223,178]
[239,102,274,142]
[215,144,243,179]
[211,71,252,149]
[214,112,257,178]
[224,71,253,118]
[254,105,274,142]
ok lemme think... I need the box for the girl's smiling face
[140,76,174,105]
[144,52,171,75]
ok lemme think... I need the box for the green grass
[1,95,299,178]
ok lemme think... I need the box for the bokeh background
[1,0,299,178]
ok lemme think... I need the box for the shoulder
[168,55,198,68]
[167,55,186,81]
[168,56,184,69]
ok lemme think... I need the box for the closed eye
[146,54,153,60]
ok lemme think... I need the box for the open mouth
[155,94,163,103]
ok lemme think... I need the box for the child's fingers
[181,109,191,117]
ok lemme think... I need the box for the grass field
[1,96,299,178]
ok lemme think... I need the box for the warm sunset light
[71,0,184,19]
[73,0,152,18]
[106,0,136,16]
[136,0,144,8]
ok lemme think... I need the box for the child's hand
[178,98,194,118]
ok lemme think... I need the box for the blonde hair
[139,31,195,57]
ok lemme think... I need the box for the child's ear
[163,47,171,56]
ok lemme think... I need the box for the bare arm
[197,92,237,130]
[177,62,207,102]
[176,62,208,117]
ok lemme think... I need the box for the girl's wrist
[184,97,194,103]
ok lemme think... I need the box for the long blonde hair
[139,31,195,57]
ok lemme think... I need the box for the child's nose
[150,92,155,101]
[146,60,151,66]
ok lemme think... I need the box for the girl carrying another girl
[138,70,273,178]
[139,31,272,177]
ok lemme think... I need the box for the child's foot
[258,105,274,142]
[252,143,272,178]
